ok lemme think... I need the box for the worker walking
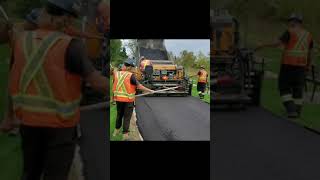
[112,59,153,140]
[256,14,314,118]
[197,65,208,99]
[0,0,108,179]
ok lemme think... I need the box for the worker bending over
[197,65,208,99]
[112,59,153,140]
[256,14,313,118]
[1,0,108,179]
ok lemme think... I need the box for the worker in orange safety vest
[197,65,208,99]
[139,56,152,72]
[112,58,153,140]
[0,0,108,179]
[255,13,314,118]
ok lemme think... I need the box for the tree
[179,50,196,69]
[124,39,138,58]
[195,52,210,70]
[110,39,127,67]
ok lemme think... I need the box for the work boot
[283,100,298,118]
[287,111,299,119]
[112,129,120,137]
[123,133,130,141]
[296,105,303,117]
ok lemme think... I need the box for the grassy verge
[109,102,123,141]
[259,48,320,132]
[0,44,22,180]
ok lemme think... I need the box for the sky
[122,39,210,57]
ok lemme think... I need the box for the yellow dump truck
[135,39,192,96]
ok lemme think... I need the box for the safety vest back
[198,69,208,83]
[9,29,82,128]
[282,30,312,66]
[113,71,136,102]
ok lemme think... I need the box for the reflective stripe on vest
[285,31,309,59]
[114,71,135,100]
[22,31,54,98]
[13,31,81,118]
[12,95,81,118]
[20,32,62,94]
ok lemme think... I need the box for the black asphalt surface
[212,107,320,180]
[79,109,109,180]
[135,96,210,141]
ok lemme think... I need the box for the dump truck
[135,39,192,96]
[211,9,264,107]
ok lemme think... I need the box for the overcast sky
[122,39,210,57]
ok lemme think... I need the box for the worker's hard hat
[140,56,145,60]
[124,59,136,67]
[25,8,41,25]
[46,0,81,18]
[288,13,303,23]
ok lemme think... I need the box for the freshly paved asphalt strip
[212,107,320,180]
[79,109,109,180]
[135,96,210,141]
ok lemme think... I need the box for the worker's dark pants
[278,64,305,114]
[20,125,77,180]
[197,82,206,99]
[116,102,134,133]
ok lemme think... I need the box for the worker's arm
[306,40,314,71]
[85,70,108,93]
[130,74,154,93]
[137,84,154,93]
[255,40,282,51]
[255,31,289,51]
[66,39,108,94]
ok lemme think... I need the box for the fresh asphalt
[135,96,210,141]
[79,109,109,180]
[212,107,320,180]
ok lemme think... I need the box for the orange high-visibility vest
[282,30,312,66]
[113,71,136,102]
[198,69,208,83]
[140,60,152,71]
[9,29,82,128]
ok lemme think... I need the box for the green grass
[0,134,22,180]
[190,77,210,103]
[260,48,320,132]
[0,44,22,180]
[109,102,123,141]
[0,44,10,120]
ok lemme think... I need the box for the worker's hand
[148,89,155,94]
[0,117,18,133]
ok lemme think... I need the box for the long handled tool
[80,86,180,111]
[135,86,179,97]
[0,5,9,22]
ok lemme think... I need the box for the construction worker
[96,0,109,33]
[255,14,314,118]
[24,8,42,30]
[112,59,154,140]
[0,0,108,179]
[197,65,208,99]
[140,56,152,72]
